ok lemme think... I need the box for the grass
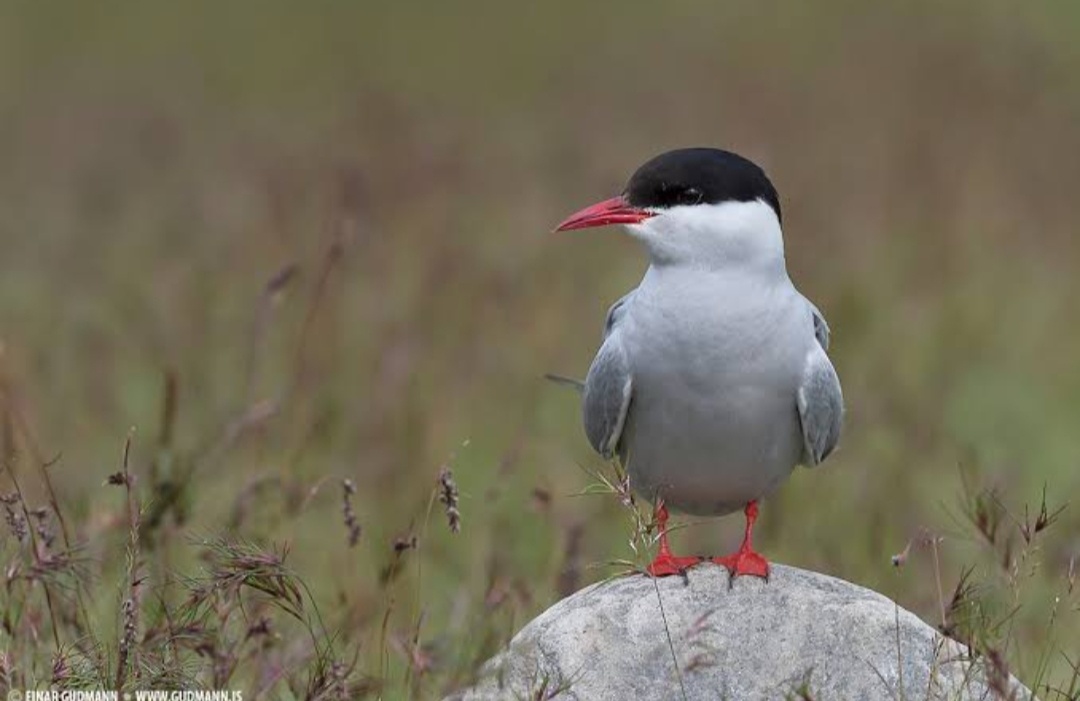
[0,1,1079,698]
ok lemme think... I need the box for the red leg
[712,501,770,580]
[645,502,704,577]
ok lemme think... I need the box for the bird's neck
[648,249,788,278]
[632,200,789,277]
[642,259,790,294]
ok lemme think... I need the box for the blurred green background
[1,0,1078,696]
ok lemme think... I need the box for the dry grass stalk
[342,479,361,547]
[112,429,142,690]
[437,466,461,534]
[1,492,27,543]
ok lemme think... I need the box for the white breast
[618,266,814,516]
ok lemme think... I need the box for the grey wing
[797,344,843,467]
[802,294,831,351]
[601,290,635,340]
[544,292,635,395]
[583,292,636,458]
[582,335,632,458]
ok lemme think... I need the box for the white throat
[625,199,786,274]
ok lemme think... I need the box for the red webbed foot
[646,553,704,577]
[643,500,704,578]
[712,500,770,582]
[712,549,769,580]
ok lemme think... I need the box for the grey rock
[448,563,1029,701]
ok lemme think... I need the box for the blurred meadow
[0,1,1079,698]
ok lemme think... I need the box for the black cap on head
[624,148,781,222]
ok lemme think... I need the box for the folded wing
[582,293,635,458]
[797,342,844,467]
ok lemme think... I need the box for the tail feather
[543,373,585,392]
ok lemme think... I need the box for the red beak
[554,195,654,232]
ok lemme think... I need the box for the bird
[555,147,843,580]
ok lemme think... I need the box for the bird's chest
[622,283,806,401]
[611,273,812,514]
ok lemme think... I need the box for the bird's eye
[680,187,703,205]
